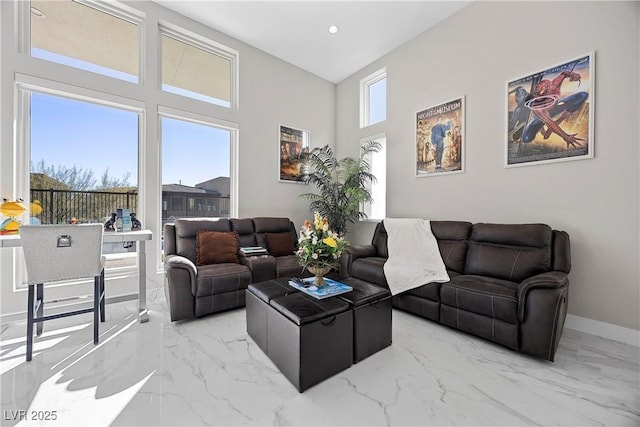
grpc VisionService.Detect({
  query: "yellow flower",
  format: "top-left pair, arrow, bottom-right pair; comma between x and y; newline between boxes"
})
323,237 -> 337,248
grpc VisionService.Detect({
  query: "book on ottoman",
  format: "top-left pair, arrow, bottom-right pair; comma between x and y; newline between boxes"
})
288,277 -> 352,299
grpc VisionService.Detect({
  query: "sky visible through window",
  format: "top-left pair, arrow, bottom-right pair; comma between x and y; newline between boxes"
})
369,77 -> 387,125
30,48 -> 231,190
31,93 -> 231,190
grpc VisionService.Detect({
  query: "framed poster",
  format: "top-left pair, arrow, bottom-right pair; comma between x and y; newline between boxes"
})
506,52 -> 594,167
416,97 -> 465,177
279,124 -> 309,183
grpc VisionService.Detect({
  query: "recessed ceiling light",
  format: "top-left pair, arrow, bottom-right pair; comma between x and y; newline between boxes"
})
30,6 -> 45,18
328,25 -> 339,34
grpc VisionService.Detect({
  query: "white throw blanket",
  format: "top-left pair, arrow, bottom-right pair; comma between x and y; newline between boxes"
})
383,218 -> 450,296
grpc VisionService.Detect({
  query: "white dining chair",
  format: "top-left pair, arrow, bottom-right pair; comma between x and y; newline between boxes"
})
19,224 -> 106,361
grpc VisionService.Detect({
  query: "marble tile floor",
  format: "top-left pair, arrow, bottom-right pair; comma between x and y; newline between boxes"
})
1,288 -> 638,427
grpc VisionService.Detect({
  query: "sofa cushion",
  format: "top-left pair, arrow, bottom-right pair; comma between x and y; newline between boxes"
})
175,218 -> 231,263
265,232 -> 295,256
405,271 -> 459,301
195,263 -> 251,297
440,274 -> 519,324
431,221 -> 472,273
196,231 -> 239,266
465,223 -> 552,282
350,257 -> 388,288
231,218 -> 257,247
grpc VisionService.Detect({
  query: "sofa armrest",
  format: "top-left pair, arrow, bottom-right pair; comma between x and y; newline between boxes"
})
339,244 -> 377,277
164,254 -> 198,321
517,271 -> 568,321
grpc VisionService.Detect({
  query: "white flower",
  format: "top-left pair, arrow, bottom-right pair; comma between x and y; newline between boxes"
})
312,253 -> 318,259
312,237 -> 318,245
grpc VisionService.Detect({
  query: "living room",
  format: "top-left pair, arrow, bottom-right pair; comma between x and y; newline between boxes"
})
0,1 -> 638,426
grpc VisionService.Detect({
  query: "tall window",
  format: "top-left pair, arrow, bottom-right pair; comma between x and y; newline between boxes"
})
160,26 -> 237,108
360,68 -> 387,128
30,0 -> 141,83
161,115 -> 232,225
24,88 -> 140,271
362,134 -> 386,220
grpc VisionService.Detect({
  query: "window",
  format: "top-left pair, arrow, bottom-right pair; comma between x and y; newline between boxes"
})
19,85 -> 141,278
362,134 -> 386,220
360,68 -> 387,128
30,0 -> 141,83
161,114 -> 234,225
160,25 -> 237,108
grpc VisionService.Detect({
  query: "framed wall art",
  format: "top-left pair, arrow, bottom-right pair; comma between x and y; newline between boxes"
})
506,52 -> 594,167
278,124 -> 309,183
416,97 -> 465,177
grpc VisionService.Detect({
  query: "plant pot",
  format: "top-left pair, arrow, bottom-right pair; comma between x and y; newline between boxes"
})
307,265 -> 332,286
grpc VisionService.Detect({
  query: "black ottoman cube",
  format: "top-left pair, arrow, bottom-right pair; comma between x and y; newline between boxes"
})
246,280 -> 298,353
268,292 -> 353,392
338,278 -> 392,363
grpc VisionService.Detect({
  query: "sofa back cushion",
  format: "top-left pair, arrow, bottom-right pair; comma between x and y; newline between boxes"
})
230,218 -> 257,247
465,223 -> 552,282
196,231 -> 239,265
253,217 -> 297,251
174,218 -> 231,263
431,221 -> 473,273
375,220 -> 471,273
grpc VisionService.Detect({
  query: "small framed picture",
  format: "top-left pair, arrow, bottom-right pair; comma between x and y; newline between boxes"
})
278,124 -> 309,183
506,52 -> 594,167
416,97 -> 465,177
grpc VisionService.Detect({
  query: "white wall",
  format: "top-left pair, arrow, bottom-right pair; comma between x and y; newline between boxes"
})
337,1 -> 640,331
0,0 -> 334,318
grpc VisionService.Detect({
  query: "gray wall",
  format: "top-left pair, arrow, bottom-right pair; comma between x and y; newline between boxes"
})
337,1 -> 639,331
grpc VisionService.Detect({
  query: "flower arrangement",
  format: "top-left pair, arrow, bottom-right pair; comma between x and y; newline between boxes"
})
296,211 -> 348,272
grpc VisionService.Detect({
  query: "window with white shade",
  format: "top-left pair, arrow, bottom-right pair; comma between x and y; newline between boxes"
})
160,25 -> 238,108
30,0 -> 141,83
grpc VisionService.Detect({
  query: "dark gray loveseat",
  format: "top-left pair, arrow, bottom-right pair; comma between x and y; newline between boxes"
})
164,217 -> 306,321
341,221 -> 571,361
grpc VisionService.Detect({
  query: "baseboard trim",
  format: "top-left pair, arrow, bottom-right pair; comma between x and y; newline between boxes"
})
564,314 -> 640,347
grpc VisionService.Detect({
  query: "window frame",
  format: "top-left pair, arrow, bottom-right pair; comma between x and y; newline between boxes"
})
13,73 -> 146,290
360,67 -> 387,128
158,105 -> 239,226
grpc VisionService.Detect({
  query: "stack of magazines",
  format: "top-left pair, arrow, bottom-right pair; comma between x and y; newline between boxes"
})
240,246 -> 268,256
288,277 -> 353,299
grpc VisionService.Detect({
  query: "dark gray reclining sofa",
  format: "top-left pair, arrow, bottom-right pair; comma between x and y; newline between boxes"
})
164,217 -> 305,321
340,220 -> 571,361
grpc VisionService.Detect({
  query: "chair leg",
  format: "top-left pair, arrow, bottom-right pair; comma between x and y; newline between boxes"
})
94,276 -> 100,345
26,285 -> 35,362
36,283 -> 44,336
99,270 -> 105,322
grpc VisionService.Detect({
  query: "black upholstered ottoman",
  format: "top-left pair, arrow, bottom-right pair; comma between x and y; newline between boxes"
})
338,277 -> 392,363
246,279 -> 353,392
246,280 -> 298,353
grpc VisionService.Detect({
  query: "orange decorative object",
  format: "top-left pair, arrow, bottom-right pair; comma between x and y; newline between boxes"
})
0,198 -> 27,235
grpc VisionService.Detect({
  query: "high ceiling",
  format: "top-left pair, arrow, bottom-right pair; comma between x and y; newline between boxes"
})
154,1 -> 472,83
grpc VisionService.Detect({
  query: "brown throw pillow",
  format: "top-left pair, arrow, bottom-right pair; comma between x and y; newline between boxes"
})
196,230 -> 239,265
264,232 -> 295,256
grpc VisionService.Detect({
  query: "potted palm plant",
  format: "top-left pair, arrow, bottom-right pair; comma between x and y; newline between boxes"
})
299,140 -> 381,236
